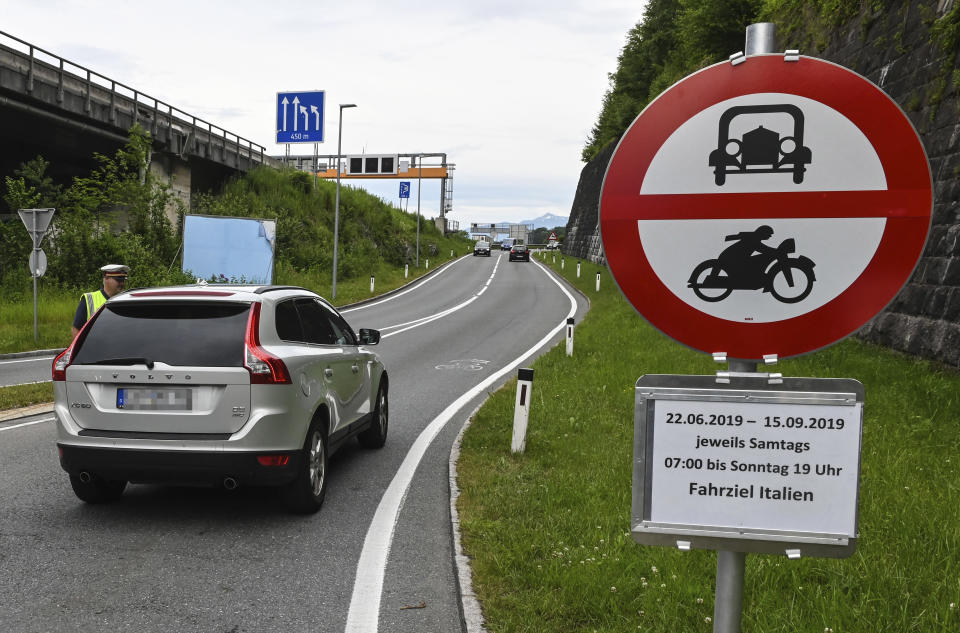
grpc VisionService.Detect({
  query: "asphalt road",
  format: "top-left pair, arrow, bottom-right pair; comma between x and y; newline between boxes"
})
0,352 -> 57,386
0,252 -> 588,633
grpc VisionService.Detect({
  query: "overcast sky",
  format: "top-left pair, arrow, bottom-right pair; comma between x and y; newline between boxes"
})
5,1 -> 644,228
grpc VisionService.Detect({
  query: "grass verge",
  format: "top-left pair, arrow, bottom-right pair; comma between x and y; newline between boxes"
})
0,382 -> 54,412
0,256 -> 464,356
456,252 -> 960,632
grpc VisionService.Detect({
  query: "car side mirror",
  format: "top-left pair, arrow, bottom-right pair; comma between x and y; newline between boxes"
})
358,328 -> 381,345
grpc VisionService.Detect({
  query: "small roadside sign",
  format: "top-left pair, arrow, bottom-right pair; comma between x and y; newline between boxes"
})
548,232 -> 558,242
399,182 -> 411,199
633,374 -> 864,557
29,249 -> 47,278
18,208 -> 55,245
276,90 -> 324,144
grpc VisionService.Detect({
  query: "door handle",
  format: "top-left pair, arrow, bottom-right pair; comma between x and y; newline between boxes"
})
351,364 -> 360,374
324,368 -> 334,378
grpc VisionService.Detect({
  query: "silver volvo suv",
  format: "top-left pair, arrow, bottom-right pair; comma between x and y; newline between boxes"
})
53,285 -> 388,513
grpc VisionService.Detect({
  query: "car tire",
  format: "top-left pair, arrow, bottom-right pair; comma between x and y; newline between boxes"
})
69,474 -> 126,504
282,418 -> 328,514
358,382 -> 388,449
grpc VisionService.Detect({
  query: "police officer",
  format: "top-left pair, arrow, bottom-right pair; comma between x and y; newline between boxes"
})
71,264 -> 129,337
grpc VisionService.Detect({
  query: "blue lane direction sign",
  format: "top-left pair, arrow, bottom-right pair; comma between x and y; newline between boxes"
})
399,182 -> 411,199
276,90 -> 324,144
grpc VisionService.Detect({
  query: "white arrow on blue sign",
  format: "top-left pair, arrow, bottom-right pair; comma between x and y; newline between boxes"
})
276,90 -> 325,144
399,182 -> 411,199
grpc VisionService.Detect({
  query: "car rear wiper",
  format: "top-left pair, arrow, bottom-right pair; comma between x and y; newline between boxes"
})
91,357 -> 155,369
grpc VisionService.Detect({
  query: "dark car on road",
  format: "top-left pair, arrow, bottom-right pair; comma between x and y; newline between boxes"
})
474,240 -> 491,256
509,244 -> 530,262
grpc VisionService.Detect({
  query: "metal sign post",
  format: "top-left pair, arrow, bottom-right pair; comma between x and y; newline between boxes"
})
18,208 -> 55,342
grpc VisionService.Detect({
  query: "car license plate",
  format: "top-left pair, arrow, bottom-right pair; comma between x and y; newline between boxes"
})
116,387 -> 192,411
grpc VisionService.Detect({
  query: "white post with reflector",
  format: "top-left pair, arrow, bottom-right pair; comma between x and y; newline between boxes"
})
561,258 -> 565,270
596,271 -> 601,292
426,259 -> 430,270
511,368 -> 534,453
577,261 -> 581,278
370,275 -> 375,293
565,317 -> 575,357
405,264 -> 409,278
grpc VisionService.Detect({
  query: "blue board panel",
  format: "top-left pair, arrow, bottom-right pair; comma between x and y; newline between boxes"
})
182,215 -> 276,283
276,90 -> 325,144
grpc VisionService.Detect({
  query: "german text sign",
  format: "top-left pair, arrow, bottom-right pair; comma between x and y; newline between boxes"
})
601,56 -> 932,359
633,374 -> 863,558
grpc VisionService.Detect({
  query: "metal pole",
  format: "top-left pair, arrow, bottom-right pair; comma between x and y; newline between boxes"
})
32,212 -> 38,342
745,22 -> 776,56
313,141 -> 318,190
416,154 -> 422,268
713,25 -> 775,632
332,103 -> 356,300
714,549 -> 747,633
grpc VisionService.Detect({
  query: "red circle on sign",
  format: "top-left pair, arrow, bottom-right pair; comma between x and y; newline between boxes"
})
600,55 -> 932,360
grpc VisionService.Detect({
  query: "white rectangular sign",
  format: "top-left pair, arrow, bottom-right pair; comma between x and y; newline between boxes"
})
649,398 -> 861,536
632,375 -> 864,557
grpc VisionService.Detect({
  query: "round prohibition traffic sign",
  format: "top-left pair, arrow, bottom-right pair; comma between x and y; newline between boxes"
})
600,55 -> 932,360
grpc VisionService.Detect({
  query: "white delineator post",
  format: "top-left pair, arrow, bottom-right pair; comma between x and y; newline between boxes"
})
511,368 -> 535,453
577,261 -> 581,278
566,317 -> 575,357
370,275 -> 375,293
405,264 -> 409,278
596,272 -> 601,292
561,258 -> 565,270
426,259 -> 430,270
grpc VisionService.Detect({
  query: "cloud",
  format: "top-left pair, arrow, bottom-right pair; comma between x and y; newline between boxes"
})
3,1 -> 644,222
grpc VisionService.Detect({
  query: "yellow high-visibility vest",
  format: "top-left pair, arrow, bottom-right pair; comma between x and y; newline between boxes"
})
82,291 -> 108,322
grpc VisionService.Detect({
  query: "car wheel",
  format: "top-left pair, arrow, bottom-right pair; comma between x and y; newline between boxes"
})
358,382 -> 388,449
282,418 -> 328,514
69,474 -> 126,504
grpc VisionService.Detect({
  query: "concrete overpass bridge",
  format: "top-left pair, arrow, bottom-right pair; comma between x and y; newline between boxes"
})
0,31 -> 278,213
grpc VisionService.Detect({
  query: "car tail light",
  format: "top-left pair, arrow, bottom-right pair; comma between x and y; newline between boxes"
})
244,303 -> 291,384
257,455 -> 291,466
53,312 -> 99,381
52,346 -> 73,382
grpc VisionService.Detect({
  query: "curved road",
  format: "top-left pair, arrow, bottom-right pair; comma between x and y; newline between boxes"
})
0,252 -> 588,633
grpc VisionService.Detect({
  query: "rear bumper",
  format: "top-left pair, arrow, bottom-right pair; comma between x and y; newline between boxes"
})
57,444 -> 301,487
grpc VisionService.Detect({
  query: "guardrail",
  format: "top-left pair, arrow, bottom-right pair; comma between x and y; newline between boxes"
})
0,30 -> 267,165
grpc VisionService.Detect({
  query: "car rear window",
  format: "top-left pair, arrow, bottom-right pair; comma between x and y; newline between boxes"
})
72,302 -> 251,367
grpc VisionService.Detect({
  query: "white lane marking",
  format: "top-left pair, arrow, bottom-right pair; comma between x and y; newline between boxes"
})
0,416 -> 54,432
0,356 -> 55,365
344,259 -> 577,633
378,257 -> 502,336
341,256 -> 467,314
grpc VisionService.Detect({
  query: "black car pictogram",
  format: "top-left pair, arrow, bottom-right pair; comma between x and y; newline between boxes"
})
708,104 -> 812,186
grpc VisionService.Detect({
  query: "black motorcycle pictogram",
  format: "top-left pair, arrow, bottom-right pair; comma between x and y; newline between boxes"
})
687,226 -> 817,303
708,104 -> 812,186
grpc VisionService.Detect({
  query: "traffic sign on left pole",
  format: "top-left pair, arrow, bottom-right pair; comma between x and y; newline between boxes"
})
18,208 -> 55,342
276,91 -> 325,144
18,208 -> 55,246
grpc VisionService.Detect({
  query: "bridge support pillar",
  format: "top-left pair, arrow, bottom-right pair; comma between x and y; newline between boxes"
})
149,153 -> 192,226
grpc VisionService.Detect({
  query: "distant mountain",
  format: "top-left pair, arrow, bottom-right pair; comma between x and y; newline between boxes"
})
519,213 -> 568,229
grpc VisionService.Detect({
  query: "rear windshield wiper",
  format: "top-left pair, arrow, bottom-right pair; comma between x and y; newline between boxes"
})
90,357 -> 155,369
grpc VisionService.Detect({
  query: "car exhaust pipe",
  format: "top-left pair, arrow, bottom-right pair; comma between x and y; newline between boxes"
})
223,477 -> 239,491
79,471 -> 93,483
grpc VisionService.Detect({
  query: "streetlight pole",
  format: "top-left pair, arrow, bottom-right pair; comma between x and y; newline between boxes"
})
332,103 -> 356,300
416,153 -> 422,267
